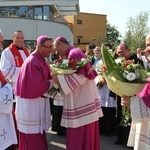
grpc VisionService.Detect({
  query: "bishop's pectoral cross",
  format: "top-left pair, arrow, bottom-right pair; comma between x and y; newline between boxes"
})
0,129 -> 7,139
2,95 -> 11,104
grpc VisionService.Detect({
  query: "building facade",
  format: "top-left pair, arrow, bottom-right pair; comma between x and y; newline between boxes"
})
64,13 -> 107,51
0,0 -> 79,49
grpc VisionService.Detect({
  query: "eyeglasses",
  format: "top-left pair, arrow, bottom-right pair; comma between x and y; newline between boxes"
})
117,50 -> 124,54
41,45 -> 52,49
94,50 -> 100,52
146,43 -> 150,47
0,41 -> 4,45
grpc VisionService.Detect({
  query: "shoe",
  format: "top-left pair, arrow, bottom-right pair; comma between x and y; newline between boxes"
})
57,131 -> 66,136
114,140 -> 122,145
57,132 -> 64,136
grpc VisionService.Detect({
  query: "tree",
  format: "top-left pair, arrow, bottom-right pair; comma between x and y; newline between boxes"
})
97,22 -> 122,50
106,22 -> 122,49
124,11 -> 150,52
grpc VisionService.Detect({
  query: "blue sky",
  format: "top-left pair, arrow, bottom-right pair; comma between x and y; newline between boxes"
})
79,0 -> 150,37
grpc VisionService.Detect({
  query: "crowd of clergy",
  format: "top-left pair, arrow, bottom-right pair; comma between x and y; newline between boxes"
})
0,29 -> 150,150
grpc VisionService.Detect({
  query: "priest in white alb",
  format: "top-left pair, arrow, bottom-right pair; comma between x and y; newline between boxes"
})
0,29 -> 17,150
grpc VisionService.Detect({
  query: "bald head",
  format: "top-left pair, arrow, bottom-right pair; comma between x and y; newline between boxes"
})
117,42 -> 130,59
0,29 -> 4,49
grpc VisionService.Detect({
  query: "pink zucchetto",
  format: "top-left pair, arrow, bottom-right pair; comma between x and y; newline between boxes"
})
54,36 -> 68,42
37,35 -> 52,45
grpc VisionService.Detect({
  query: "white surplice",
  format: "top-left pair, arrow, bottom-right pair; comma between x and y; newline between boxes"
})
15,96 -> 51,134
127,96 -> 150,150
0,47 -> 28,90
0,82 -> 17,150
95,59 -> 116,107
96,83 -> 116,107
58,73 -> 103,128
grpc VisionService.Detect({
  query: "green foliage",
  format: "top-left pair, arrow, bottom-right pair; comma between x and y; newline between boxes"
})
106,22 -> 122,49
124,11 -> 150,53
97,22 -> 122,50
101,44 -> 125,81
97,34 -> 106,46
119,106 -> 131,127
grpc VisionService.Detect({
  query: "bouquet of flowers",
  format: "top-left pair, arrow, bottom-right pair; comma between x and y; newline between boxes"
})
95,60 -> 106,89
102,57 -> 147,96
101,44 -> 149,127
50,55 -> 93,75
48,55 -> 93,97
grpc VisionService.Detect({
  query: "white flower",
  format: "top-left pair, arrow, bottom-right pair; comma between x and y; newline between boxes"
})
62,59 -> 69,64
115,58 -> 122,64
96,60 -> 103,72
126,72 -> 136,81
123,70 -> 129,78
81,58 -> 86,61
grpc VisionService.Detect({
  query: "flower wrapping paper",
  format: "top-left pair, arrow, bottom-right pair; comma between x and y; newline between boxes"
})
104,75 -> 146,97
50,64 -> 76,75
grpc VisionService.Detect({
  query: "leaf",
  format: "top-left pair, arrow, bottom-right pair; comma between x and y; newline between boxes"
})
101,44 -> 126,82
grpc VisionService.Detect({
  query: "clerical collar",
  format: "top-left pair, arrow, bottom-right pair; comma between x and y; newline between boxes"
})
15,45 -> 23,50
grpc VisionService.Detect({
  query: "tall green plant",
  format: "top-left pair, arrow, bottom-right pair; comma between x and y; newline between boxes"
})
106,22 -> 122,49
124,11 -> 150,52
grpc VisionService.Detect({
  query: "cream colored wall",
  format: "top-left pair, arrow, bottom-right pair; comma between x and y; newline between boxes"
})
0,18 -> 74,45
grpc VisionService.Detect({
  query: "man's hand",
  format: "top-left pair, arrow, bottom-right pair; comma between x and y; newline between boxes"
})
121,96 -> 131,108
97,78 -> 105,86
85,44 -> 90,56
52,74 -> 59,84
5,78 -> 13,87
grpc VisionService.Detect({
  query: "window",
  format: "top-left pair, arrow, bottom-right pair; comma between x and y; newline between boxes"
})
77,37 -> 83,44
34,7 -> 42,19
77,20 -> 82,24
0,6 -> 54,21
43,6 -> 50,20
25,7 -> 33,18
78,38 -> 81,44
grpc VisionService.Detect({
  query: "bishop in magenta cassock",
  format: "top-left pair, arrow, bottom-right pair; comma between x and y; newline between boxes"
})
14,35 -> 54,150
52,36 -> 103,150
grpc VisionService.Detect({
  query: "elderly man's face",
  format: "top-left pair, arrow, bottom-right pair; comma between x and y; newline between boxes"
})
93,47 -> 101,57
52,41 -> 66,57
117,45 -> 126,57
117,45 -> 130,59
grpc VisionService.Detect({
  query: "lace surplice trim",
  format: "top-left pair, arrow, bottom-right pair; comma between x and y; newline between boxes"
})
137,133 -> 150,146
139,99 -> 149,118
